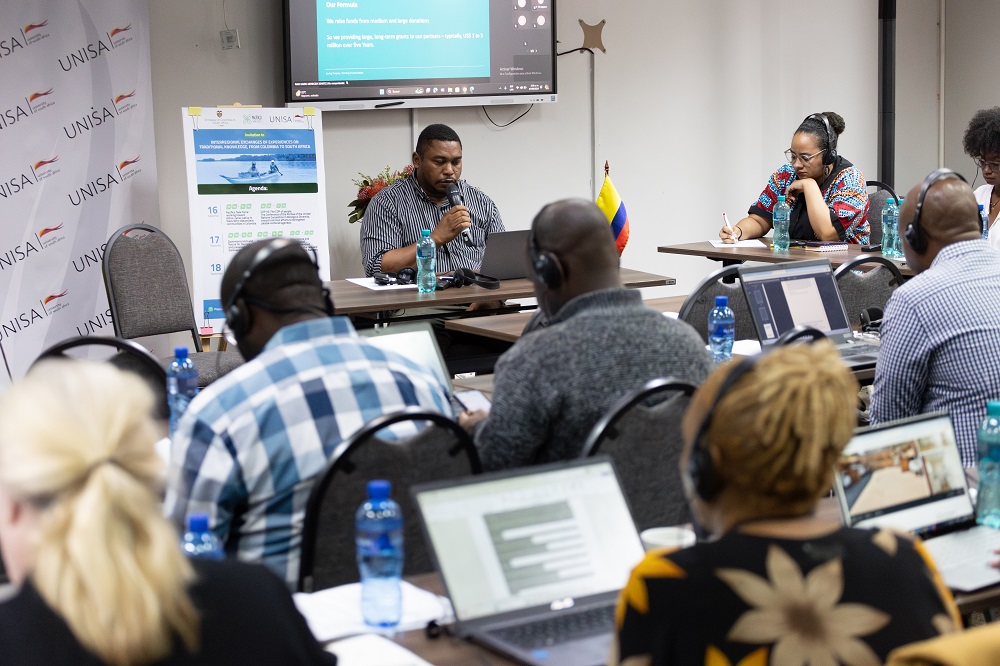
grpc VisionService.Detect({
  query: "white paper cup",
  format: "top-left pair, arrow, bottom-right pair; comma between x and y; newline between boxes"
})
640,526 -> 697,552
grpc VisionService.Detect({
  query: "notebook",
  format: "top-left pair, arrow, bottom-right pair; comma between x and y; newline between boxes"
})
412,457 -> 646,666
479,230 -> 531,280
738,259 -> 880,368
833,412 -> 1000,592
358,322 -> 487,411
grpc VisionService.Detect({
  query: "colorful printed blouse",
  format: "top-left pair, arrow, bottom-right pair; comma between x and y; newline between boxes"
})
749,158 -> 871,244
613,527 -> 960,666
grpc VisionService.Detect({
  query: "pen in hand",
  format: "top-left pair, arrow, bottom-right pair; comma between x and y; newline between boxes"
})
723,212 -> 737,242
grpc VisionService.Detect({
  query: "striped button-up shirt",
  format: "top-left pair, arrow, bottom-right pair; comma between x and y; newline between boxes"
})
164,317 -> 450,589
360,175 -> 504,276
871,240 -> 1000,466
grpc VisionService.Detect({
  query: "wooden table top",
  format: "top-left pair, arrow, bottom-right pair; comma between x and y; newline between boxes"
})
327,268 -> 675,316
444,295 -> 689,344
657,241 -> 913,277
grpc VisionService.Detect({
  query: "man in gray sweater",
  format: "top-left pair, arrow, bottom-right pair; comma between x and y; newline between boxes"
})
459,199 -> 711,470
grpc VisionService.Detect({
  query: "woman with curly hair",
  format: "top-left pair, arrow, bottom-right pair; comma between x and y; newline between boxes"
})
963,107 -> 1000,247
611,342 -> 960,666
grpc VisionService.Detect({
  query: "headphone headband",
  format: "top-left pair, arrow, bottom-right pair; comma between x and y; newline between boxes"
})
904,168 -> 969,253
804,113 -> 838,166
528,226 -> 563,289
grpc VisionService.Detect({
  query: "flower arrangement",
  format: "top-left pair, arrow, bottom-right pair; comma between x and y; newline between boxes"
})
348,164 -> 414,223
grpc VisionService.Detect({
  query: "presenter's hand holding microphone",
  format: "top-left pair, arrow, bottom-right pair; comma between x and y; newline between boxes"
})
431,183 -> 474,247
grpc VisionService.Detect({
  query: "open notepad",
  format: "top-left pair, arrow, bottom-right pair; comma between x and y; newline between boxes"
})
708,239 -> 766,248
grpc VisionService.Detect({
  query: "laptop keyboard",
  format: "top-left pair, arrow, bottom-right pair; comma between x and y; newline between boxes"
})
837,343 -> 878,358
489,605 -> 614,649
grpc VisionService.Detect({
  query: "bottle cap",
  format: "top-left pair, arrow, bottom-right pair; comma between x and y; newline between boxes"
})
777,195 -> 786,202
174,347 -> 188,360
715,295 -> 728,308
367,479 -> 392,500
421,229 -> 431,237
988,401 -> 1000,417
187,513 -> 209,532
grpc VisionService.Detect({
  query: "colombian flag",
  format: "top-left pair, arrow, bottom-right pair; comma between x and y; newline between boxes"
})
596,169 -> 629,255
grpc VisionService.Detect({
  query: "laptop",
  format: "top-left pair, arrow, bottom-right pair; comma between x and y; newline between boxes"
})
359,322 -> 489,412
738,259 -> 880,368
833,412 -> 1000,592
412,456 -> 646,666
479,230 -> 531,280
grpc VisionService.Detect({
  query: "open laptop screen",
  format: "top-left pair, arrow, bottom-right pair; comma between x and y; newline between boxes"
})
834,413 -> 974,534
359,322 -> 452,391
739,260 -> 851,345
414,458 -> 645,622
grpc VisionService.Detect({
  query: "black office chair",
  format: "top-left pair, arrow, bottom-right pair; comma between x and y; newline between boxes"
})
297,408 -> 481,593
833,254 -> 904,328
33,335 -> 169,421
677,266 -> 756,342
580,378 -> 697,531
866,180 -> 899,247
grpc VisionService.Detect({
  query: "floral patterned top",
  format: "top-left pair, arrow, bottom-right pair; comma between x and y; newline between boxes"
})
613,527 -> 960,666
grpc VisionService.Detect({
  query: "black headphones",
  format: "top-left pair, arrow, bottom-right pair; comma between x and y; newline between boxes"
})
441,267 -> 500,290
528,227 -> 563,289
224,239 -> 332,338
805,113 -> 838,166
685,356 -> 760,502
904,168 -> 968,253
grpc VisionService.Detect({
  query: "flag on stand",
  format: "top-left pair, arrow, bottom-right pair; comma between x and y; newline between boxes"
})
596,161 -> 629,255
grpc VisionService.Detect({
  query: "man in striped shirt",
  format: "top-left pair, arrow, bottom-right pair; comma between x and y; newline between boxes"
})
870,171 -> 1000,466
360,123 -> 505,276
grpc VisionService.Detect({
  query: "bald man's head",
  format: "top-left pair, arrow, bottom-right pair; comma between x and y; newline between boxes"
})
530,199 -> 621,315
899,172 -> 980,273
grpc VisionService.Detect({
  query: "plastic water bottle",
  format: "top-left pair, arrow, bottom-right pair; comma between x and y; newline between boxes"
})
881,198 -> 900,258
182,513 -> 224,559
980,204 -> 990,240
772,195 -> 791,251
977,402 -> 1000,529
708,296 -> 735,364
892,197 -> 905,257
416,229 -> 436,293
356,480 -> 403,628
167,347 -> 198,437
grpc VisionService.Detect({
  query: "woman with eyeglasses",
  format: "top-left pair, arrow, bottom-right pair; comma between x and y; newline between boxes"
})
962,107 -> 1000,248
720,112 -> 870,245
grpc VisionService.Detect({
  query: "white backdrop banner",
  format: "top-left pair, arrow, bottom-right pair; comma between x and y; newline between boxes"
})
181,107 -> 330,333
0,0 -> 159,387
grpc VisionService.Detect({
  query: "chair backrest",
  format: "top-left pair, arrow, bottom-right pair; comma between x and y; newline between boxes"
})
866,180 -> 898,246
32,335 -> 169,420
580,378 -> 697,532
833,254 -> 904,326
103,224 -> 200,349
298,408 -> 482,593
677,265 -> 757,342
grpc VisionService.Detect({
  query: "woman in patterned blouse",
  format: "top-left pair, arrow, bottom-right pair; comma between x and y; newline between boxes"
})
611,342 -> 959,666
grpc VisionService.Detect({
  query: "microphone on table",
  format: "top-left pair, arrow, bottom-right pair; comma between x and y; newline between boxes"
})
446,183 -> 474,247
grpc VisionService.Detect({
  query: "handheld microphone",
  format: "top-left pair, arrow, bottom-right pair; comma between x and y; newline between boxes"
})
446,183 -> 474,247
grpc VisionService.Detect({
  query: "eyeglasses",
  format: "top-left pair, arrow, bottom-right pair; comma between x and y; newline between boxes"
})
975,158 -> 1000,172
784,148 -> 826,164
221,324 -> 239,349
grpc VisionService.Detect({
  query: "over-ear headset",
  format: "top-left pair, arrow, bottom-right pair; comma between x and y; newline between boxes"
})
685,355 -> 760,502
447,267 -> 500,290
904,168 -> 968,254
224,238 -> 332,338
528,227 -> 563,289
805,113 -> 838,166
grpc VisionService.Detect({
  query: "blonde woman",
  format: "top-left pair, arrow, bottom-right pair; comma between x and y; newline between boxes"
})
611,343 -> 960,666
0,360 -> 335,665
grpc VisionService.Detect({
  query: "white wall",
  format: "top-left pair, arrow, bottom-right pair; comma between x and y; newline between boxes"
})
149,0 -> 878,299
895,0 -> 941,194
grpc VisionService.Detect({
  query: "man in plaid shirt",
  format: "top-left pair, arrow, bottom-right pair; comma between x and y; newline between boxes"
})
164,239 -> 450,589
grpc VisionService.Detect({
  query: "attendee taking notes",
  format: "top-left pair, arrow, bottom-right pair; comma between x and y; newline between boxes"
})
720,112 -> 870,244
459,199 -> 710,470
870,170 -> 1000,467
611,343 -> 959,665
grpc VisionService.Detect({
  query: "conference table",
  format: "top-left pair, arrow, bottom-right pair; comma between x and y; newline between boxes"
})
445,295 -> 689,344
326,268 -> 675,317
657,241 -> 914,278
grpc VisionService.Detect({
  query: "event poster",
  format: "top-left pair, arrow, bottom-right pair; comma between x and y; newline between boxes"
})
0,0 -> 159,387
181,107 -> 330,334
